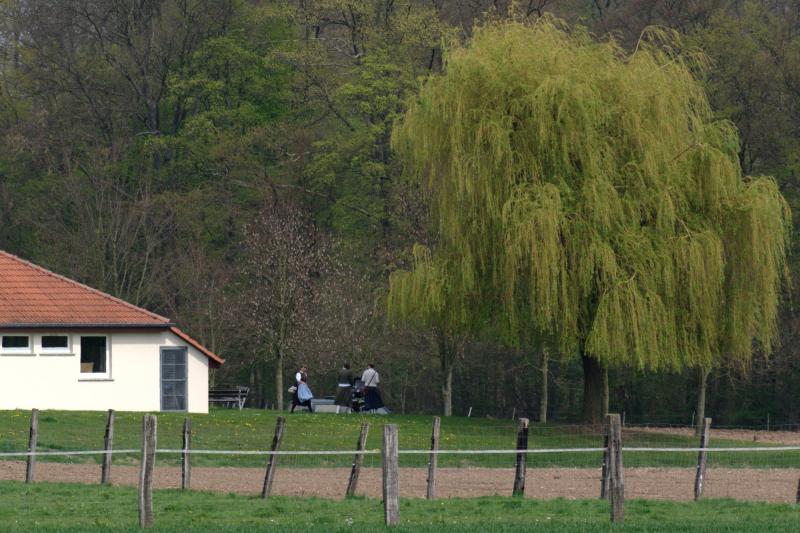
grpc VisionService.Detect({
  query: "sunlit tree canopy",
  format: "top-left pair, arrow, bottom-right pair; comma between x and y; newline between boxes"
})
389,18 -> 791,373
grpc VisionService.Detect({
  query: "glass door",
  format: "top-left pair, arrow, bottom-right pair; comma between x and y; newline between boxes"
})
161,347 -> 187,411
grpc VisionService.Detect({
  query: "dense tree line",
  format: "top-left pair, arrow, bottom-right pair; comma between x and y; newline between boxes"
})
1,0 -> 798,425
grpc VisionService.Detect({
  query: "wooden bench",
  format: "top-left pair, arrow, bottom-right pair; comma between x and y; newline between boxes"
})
208,386 -> 250,410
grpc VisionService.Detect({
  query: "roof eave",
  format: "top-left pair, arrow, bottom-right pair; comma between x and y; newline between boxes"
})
169,326 -> 225,366
0,323 -> 175,329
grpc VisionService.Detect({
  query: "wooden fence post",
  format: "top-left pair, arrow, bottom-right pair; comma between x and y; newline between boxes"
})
512,417 -> 529,496
346,422 -> 369,498
382,424 -> 400,526
607,413 -> 624,523
600,429 -> 610,499
694,417 -> 711,500
25,408 -> 38,483
138,414 -> 157,528
796,476 -> 799,504
181,417 -> 192,490
426,416 -> 441,500
101,409 -> 114,485
261,416 -> 285,499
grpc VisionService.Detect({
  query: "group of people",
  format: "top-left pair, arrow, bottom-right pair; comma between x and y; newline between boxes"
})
289,362 -> 384,413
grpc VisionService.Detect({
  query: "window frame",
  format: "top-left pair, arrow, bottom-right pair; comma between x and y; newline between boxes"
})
1,334 -> 32,355
78,334 -> 111,379
40,334 -> 72,355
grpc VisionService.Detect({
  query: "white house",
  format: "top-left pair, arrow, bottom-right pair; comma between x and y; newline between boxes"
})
0,250 -> 223,413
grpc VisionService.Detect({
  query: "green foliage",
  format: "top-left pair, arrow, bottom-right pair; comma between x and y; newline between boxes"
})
307,51 -> 415,237
2,482 -> 799,532
391,18 -> 791,371
154,13 -> 291,194
289,0 -> 454,248
692,1 -> 800,178
387,244 -> 479,337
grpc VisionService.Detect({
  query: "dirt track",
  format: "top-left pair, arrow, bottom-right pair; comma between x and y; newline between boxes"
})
629,426 -> 800,445
1,461 -> 797,502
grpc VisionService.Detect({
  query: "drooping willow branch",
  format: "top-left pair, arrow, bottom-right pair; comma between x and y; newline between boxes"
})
388,18 -> 790,373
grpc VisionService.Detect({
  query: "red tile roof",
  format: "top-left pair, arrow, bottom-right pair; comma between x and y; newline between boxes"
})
0,250 -> 223,364
0,250 -> 169,326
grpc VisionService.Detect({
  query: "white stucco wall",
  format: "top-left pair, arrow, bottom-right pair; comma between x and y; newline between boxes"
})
0,330 -> 209,413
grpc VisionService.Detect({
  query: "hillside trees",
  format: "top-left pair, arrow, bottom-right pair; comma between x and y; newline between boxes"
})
391,19 -> 791,424
0,0 -> 289,343
281,0 -> 453,259
0,0 -> 797,422
693,1 -> 800,179
5,0 -> 240,145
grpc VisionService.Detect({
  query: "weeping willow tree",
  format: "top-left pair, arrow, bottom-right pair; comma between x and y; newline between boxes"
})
389,18 -> 791,424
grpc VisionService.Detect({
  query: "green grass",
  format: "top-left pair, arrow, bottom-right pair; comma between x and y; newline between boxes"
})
0,409 -> 795,468
0,481 -> 797,531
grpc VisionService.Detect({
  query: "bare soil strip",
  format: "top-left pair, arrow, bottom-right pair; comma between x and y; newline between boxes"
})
628,427 -> 800,445
1,461 -> 797,502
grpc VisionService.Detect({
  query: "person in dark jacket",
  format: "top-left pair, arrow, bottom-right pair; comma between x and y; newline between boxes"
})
334,363 -> 354,413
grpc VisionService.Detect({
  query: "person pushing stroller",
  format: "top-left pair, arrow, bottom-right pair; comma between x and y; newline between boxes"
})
361,363 -> 384,412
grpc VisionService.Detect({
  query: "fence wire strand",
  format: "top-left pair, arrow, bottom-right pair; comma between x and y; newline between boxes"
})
1,412 -> 798,503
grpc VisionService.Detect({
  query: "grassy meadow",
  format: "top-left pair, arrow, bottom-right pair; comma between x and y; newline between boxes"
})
0,409 -> 796,468
0,481 -> 798,532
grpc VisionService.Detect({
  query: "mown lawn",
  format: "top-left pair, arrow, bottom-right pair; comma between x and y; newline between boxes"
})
0,481 -> 797,532
0,409 -> 795,468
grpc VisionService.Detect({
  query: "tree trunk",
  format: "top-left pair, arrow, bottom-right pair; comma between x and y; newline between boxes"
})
696,368 -> 709,436
442,363 -> 453,417
582,354 -> 604,425
147,99 -> 160,133
602,365 -> 609,417
495,358 -> 504,413
539,347 -> 548,423
257,364 -> 266,409
438,333 -> 454,417
249,366 -> 257,409
275,346 -> 284,411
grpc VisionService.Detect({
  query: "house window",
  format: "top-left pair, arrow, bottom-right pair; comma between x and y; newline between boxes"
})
41,335 -> 70,354
1,335 -> 31,354
80,336 -> 108,376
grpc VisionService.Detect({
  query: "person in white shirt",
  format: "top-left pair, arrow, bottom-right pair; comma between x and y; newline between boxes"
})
361,363 -> 383,412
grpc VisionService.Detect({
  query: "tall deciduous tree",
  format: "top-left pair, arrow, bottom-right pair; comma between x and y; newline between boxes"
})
239,202 -> 329,410
391,18 -> 791,424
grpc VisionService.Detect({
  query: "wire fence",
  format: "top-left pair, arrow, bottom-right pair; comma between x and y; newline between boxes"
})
0,410 -> 798,527
5,449 -> 795,500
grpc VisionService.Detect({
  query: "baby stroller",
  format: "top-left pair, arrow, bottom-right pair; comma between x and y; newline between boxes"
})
350,378 -> 366,412
350,378 -> 391,414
